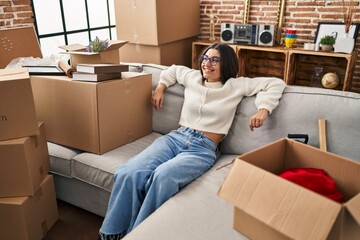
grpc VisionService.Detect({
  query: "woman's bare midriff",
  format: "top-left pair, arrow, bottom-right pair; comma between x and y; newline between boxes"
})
201,131 -> 224,146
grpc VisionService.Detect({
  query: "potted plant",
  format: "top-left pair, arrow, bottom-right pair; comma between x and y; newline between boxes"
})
320,35 -> 336,51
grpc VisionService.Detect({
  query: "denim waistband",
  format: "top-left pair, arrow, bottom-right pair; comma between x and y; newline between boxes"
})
177,127 -> 217,152
177,127 -> 212,140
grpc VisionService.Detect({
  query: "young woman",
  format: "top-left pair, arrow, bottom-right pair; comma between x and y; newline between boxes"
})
99,43 -> 286,240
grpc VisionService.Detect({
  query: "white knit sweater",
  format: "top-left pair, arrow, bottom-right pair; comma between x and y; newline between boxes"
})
159,65 -> 286,135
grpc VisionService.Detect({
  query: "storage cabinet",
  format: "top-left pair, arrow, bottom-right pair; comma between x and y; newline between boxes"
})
192,41 -> 357,91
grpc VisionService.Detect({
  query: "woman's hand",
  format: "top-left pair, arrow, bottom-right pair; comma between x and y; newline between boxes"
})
249,108 -> 269,131
151,83 -> 166,111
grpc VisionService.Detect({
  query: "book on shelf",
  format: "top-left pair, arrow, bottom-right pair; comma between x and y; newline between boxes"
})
76,63 -> 129,74
72,72 -> 122,82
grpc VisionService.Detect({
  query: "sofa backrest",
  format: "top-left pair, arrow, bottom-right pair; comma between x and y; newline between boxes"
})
221,86 -> 360,162
133,64 -> 360,162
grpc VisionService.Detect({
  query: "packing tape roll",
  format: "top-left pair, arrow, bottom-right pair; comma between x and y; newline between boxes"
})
58,60 -> 75,78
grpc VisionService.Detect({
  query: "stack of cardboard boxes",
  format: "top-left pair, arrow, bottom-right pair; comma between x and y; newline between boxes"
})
0,68 -> 58,240
115,0 -> 200,67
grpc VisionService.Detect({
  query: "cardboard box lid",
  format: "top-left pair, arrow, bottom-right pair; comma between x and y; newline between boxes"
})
0,68 -> 29,81
219,159 -> 342,239
59,40 -> 128,55
0,26 -> 42,68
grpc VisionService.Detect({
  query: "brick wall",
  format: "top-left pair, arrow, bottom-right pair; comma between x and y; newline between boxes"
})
0,0 -> 33,27
1,0 -> 360,92
200,0 -> 360,92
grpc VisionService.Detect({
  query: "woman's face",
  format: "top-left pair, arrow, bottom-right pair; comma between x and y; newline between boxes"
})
201,48 -> 221,82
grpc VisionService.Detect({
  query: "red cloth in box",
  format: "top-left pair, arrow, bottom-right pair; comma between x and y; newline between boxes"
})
279,168 -> 343,203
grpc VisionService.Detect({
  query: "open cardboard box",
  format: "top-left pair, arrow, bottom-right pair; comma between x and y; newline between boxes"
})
59,40 -> 128,68
218,138 -> 360,240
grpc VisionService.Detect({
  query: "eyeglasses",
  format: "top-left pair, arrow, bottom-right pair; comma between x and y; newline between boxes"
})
200,55 -> 221,66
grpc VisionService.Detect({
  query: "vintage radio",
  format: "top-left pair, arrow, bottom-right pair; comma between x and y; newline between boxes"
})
221,23 -> 259,45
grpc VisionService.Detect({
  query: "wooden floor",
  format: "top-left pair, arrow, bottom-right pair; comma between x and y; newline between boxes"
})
44,200 -> 104,240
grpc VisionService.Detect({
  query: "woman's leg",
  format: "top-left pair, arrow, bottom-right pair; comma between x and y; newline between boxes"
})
131,128 -> 217,230
100,128 -> 217,235
99,133 -> 179,235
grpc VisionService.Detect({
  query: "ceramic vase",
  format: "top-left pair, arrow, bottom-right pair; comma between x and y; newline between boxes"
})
321,44 -> 333,52
334,33 -> 355,54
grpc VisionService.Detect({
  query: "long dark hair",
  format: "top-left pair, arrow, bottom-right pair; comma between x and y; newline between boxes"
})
199,43 -> 239,84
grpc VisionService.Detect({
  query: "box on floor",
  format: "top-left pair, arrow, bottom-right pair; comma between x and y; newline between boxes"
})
0,175 -> 58,240
59,40 -> 128,69
0,26 -> 42,68
0,122 -> 50,198
115,0 -> 200,46
120,37 -> 196,68
31,72 -> 152,154
219,138 -> 360,240
0,68 -> 39,141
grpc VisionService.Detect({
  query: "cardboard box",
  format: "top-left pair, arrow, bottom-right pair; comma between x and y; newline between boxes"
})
0,68 -> 39,141
0,26 -> 42,68
31,72 -> 152,154
0,122 -> 50,197
218,138 -> 360,240
120,37 -> 196,68
115,0 -> 200,46
0,175 -> 58,240
59,40 -> 128,68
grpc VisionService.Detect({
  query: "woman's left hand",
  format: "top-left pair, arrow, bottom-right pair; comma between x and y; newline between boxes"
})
249,108 -> 269,131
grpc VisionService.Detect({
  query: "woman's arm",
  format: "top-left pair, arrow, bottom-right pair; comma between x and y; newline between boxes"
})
151,83 -> 166,111
243,77 -> 286,131
158,65 -> 198,87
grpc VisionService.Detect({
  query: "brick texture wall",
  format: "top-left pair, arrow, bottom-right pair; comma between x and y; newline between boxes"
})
1,0 -> 360,92
199,0 -> 360,93
0,0 -> 33,27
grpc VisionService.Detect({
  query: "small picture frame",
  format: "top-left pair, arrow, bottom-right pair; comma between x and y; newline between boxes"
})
314,22 -> 360,46
24,65 -> 66,75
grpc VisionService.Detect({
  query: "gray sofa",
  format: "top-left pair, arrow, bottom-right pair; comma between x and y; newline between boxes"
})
48,64 -> 360,240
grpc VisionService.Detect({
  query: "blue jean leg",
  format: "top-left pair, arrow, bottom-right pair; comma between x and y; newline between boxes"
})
99,128 -> 217,235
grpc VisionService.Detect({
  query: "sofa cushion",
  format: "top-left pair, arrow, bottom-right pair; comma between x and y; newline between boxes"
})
47,142 -> 83,177
142,64 -> 185,135
72,133 -> 162,191
221,85 -> 360,162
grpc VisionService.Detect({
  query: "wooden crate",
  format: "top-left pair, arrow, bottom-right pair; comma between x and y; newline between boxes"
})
287,50 -> 357,91
237,46 -> 288,81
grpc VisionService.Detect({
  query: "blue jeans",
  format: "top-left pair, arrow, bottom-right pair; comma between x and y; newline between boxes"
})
100,127 -> 217,235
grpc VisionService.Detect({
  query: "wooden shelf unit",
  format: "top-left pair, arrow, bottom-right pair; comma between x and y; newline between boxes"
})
287,49 -> 357,91
192,41 -> 357,91
237,45 -> 288,82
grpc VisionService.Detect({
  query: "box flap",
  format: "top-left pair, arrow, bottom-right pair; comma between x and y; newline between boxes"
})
59,43 -> 87,52
218,159 -> 342,240
103,40 -> 128,52
0,68 -> 29,81
345,193 -> 360,225
59,40 -> 128,54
